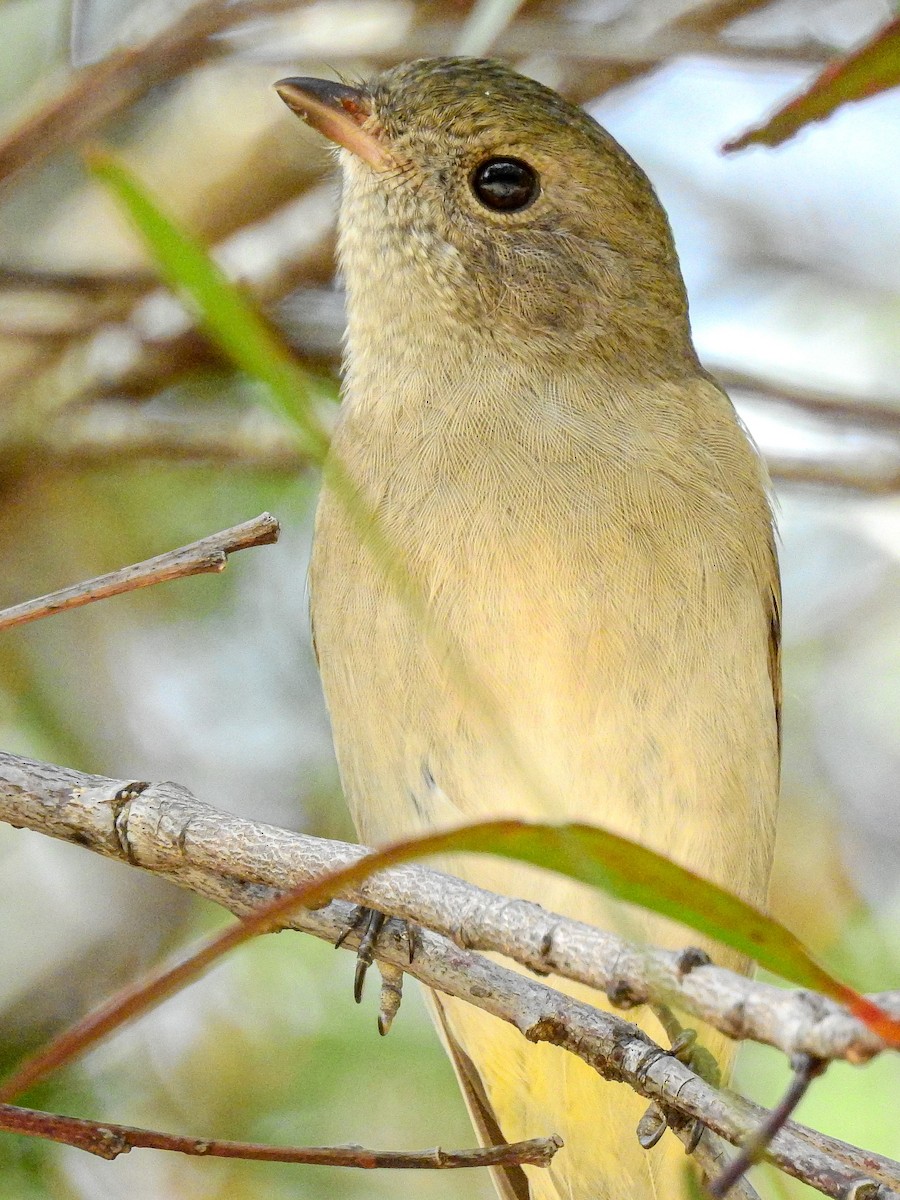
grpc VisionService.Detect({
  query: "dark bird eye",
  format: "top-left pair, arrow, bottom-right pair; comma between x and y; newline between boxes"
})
470,158 -> 539,212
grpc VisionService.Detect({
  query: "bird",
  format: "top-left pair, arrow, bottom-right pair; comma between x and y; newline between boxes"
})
276,57 -> 781,1200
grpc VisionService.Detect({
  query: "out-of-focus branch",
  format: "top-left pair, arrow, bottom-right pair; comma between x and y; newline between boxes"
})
4,267 -> 897,493
0,1102 -> 560,1171
0,186 -> 336,445
0,267 -> 148,292
249,19 -> 832,69
0,267 -> 148,338
276,291 -> 900,454
0,0 -> 318,192
514,0 -> 814,103
718,368 -> 900,432
759,446 -> 900,495
0,513 -> 279,631
21,397 -> 900,496
1,752 -> 899,1200
0,0 -> 831,198
672,0 -> 777,35
38,405 -> 309,471
738,395 -> 900,496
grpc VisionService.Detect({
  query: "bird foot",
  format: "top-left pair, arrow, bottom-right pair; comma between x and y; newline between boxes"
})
334,905 -> 415,1032
636,1024 -> 710,1154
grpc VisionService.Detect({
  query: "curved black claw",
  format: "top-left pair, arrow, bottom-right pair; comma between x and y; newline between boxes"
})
335,905 -> 417,1025
335,906 -> 416,1001
333,904 -> 367,950
355,908 -> 387,1002
637,1104 -> 668,1150
684,1119 -> 704,1155
339,907 -> 386,1002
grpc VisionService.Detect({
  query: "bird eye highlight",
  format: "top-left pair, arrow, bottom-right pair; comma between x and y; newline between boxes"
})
470,157 -> 539,212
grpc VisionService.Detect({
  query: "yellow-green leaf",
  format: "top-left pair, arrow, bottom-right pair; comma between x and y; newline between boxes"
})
85,148 -> 329,459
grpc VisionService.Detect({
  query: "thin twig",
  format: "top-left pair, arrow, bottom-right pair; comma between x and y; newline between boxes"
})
706,1055 -> 827,1197
0,513 -> 279,631
690,1127 -> 763,1200
0,1103 -> 561,1170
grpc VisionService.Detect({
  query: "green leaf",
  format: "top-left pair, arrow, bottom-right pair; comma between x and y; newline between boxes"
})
330,820 -> 889,1011
84,148 -> 329,460
724,15 -> 900,151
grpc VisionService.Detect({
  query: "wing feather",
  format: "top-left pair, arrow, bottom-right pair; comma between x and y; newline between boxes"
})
428,992 -> 533,1200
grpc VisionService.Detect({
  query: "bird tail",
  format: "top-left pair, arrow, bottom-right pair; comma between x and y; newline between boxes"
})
426,976 -> 733,1200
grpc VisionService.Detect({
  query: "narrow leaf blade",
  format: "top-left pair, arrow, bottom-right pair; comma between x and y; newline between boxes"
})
85,148 -> 329,457
724,16 -> 900,152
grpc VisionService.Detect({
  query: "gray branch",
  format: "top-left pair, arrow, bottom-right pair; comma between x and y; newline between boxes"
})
3,750 -> 886,1064
0,751 -> 898,1198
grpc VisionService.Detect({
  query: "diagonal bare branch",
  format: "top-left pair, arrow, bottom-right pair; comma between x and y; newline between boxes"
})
0,513 -> 279,631
0,752 -> 894,1068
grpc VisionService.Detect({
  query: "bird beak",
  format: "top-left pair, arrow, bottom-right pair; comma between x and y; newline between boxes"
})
274,77 -> 392,172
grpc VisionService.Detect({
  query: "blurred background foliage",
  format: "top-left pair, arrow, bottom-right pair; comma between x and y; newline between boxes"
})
0,1 -> 898,1198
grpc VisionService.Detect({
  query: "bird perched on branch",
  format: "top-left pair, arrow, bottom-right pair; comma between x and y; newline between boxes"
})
277,58 -> 780,1200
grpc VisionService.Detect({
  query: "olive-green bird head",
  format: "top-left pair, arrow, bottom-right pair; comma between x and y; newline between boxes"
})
277,57 -> 696,370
